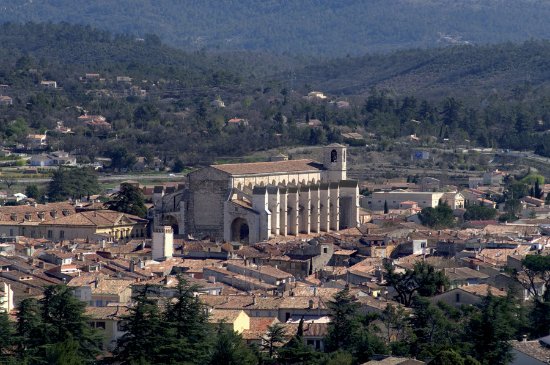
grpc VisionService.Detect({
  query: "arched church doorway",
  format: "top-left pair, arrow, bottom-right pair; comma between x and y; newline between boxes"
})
231,218 -> 249,243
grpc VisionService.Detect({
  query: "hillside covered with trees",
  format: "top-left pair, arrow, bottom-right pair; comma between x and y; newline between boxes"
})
1,0 -> 550,55
294,41 -> 550,100
2,23 -> 550,171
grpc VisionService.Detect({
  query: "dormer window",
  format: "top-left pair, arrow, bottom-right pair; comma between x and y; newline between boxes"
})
24,213 -> 32,221
38,212 -> 45,220
62,209 -> 70,216
10,213 -> 17,221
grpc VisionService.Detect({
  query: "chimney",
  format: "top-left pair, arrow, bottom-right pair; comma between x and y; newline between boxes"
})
129,259 -> 135,273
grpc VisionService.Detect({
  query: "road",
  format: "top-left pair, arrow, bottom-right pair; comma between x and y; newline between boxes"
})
2,174 -> 184,184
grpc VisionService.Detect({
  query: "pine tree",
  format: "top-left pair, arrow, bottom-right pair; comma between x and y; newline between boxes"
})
279,318 -> 317,365
106,182 -> 147,218
40,285 -> 102,362
0,309 -> 14,360
325,287 -> 360,352
466,294 -> 517,365
14,287 -> 102,364
44,337 -> 85,365
161,277 -> 212,363
114,286 -> 167,364
208,323 -> 257,365
15,298 -> 44,362
261,323 -> 288,359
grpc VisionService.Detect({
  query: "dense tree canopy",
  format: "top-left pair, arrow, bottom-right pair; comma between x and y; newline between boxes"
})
384,261 -> 449,307
47,168 -> 100,201
463,205 -> 497,221
106,183 -> 147,218
419,203 -> 455,229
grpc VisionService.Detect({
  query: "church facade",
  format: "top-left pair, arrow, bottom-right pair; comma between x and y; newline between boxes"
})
154,144 -> 359,244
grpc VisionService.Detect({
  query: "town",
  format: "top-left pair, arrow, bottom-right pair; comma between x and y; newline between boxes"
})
0,141 -> 549,364
1,12 -> 550,365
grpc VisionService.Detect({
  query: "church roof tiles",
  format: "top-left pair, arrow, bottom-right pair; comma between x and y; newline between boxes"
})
211,159 -> 324,176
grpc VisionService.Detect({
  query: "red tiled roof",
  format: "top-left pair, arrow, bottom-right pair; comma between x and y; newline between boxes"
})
211,159 -> 324,175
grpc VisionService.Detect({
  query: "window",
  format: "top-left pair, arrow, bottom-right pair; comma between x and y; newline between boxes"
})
330,149 -> 337,163
60,230 -> 65,239
455,293 -> 460,303
285,312 -> 291,321
323,247 -> 328,254
95,321 -> 106,329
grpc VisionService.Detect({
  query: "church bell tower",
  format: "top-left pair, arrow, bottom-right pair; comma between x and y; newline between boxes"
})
322,143 -> 347,182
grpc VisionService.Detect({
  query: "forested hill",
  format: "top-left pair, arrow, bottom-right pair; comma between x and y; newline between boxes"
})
293,41 -> 550,100
0,22 -> 245,88
1,0 -> 550,55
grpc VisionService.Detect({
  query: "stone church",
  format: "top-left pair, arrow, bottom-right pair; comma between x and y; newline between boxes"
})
154,144 -> 359,244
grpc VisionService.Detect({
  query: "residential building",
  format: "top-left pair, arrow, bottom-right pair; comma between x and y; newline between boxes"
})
86,306 -> 128,351
226,118 -> 249,126
40,80 -> 57,88
26,134 -> 47,149
367,191 -> 464,211
510,336 -> 550,365
307,91 -> 327,100
431,284 -> 506,307
208,309 -> 250,334
30,151 -> 77,167
0,95 -> 13,105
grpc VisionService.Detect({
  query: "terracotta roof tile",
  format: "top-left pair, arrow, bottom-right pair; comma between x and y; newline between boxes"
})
211,159 -> 324,176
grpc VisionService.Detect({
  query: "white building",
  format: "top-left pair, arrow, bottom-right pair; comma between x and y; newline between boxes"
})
366,190 -> 464,211
152,226 -> 174,261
